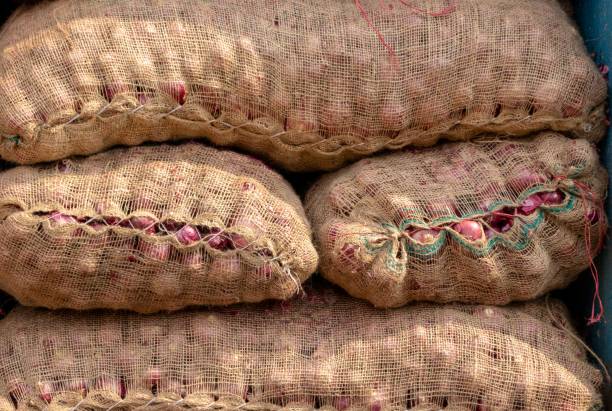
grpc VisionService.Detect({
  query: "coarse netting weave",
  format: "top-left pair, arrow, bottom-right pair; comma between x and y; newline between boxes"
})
306,133 -> 608,307
0,0 -> 606,170
0,289 -> 603,411
0,142 -> 318,312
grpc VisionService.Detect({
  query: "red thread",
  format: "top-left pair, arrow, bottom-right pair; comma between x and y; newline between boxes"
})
573,180 -> 605,325
354,0 -> 457,67
354,0 -> 400,68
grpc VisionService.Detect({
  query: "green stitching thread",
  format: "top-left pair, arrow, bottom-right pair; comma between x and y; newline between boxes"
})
362,192 -> 579,260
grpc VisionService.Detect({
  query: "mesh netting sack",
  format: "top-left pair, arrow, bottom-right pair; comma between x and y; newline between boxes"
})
0,290 -> 602,411
0,0 -> 606,170
0,143 -> 318,313
306,133 -> 608,308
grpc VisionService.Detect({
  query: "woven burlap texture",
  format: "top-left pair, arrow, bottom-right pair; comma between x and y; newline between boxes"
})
0,0 -> 606,170
306,133 -> 608,307
0,289 -> 602,411
0,143 -> 318,313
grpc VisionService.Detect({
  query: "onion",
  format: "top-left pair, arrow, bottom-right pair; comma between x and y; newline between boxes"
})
176,225 -> 200,245
89,221 -> 106,231
191,314 -> 220,342
507,169 -> 547,191
95,377 -> 125,399
229,233 -> 249,250
486,209 -> 514,233
452,220 -> 484,242
286,109 -> 319,133
49,212 -> 77,226
117,347 -> 140,373
205,229 -> 230,251
38,381 -> 53,403
587,208 -> 600,224
518,193 -> 543,215
146,367 -> 162,389
7,378 -> 30,403
427,199 -> 459,219
254,262 -> 273,280
379,94 -> 408,130
321,98 -> 352,132
209,256 -> 241,280
67,379 -> 88,397
182,250 -> 204,270
101,82 -> 129,102
539,190 -> 565,205
367,389 -> 386,411
129,216 -> 156,233
137,240 -> 171,261
409,229 -> 440,244
339,243 -> 359,265
160,81 -> 187,105
333,396 -> 351,410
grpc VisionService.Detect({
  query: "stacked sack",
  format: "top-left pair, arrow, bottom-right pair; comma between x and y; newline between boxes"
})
0,0 -> 607,410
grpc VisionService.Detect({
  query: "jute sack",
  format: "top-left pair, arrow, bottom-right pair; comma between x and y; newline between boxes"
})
306,133 -> 608,308
0,0 -> 606,170
0,143 -> 318,313
0,290 -> 602,411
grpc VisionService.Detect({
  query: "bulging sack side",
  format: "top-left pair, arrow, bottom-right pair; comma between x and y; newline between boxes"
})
0,143 -> 318,312
306,133 -> 608,307
0,291 -> 602,411
0,0 -> 606,170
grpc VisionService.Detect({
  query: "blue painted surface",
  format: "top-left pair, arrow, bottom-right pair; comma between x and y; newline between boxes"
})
573,0 -> 612,370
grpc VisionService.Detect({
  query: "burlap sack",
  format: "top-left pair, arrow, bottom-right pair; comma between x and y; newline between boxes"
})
0,0 -> 606,171
306,133 -> 608,307
0,290 -> 602,411
0,143 -> 318,312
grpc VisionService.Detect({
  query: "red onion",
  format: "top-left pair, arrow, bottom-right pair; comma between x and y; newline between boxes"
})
367,390 -> 386,411
49,212 -> 77,226
452,220 -> 484,241
38,381 -> 53,403
67,379 -> 88,396
209,256 -> 241,281
409,229 -> 440,244
176,225 -> 200,245
230,233 -> 249,250
486,208 -> 515,233
507,169 -> 547,191
7,378 -> 30,402
255,263 -> 273,280
206,231 -> 229,251
587,208 -> 600,224
339,243 -> 358,264
182,251 -> 204,270
103,216 -> 121,226
333,396 -> 351,410
101,83 -> 129,102
56,159 -> 72,173
137,240 -> 171,261
160,81 -> 187,105
146,367 -> 162,388
286,109 -> 319,132
518,193 -> 543,215
539,190 -> 565,205
130,216 -> 156,233
165,379 -> 187,398
95,377 -> 125,398
380,95 -> 408,130
89,221 -> 106,231
191,314 -> 220,342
